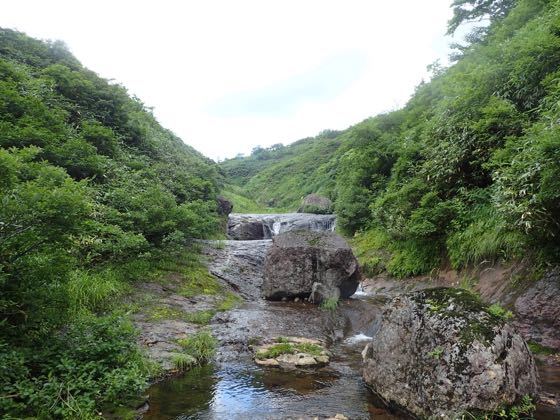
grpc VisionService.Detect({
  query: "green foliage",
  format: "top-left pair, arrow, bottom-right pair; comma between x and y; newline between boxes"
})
177,330 -> 217,364
428,347 -> 444,359
217,291 -> 242,311
171,352 -> 197,372
527,341 -> 558,355
0,314 -> 151,419
225,0 -> 560,274
319,297 -> 339,311
0,28 -> 222,419
462,395 -> 536,419
220,131 -> 343,210
67,268 -> 128,314
255,341 -> 324,359
487,303 -> 514,320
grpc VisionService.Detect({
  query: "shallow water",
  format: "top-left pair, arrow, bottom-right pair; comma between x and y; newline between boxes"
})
143,294 -> 398,419
143,350 -> 397,419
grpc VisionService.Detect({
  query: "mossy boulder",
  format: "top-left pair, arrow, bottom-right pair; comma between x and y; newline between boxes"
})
362,288 -> 539,419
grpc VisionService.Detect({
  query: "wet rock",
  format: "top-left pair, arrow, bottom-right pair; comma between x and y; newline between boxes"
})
227,213 -> 336,240
203,240 -> 271,300
310,281 -> 340,304
216,196 -> 233,216
514,268 -> 560,351
228,220 -> 265,240
263,230 -> 360,302
297,193 -> 333,214
362,287 -> 539,419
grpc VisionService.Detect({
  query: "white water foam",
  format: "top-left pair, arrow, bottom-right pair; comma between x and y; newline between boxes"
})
344,333 -> 373,344
351,283 -> 368,298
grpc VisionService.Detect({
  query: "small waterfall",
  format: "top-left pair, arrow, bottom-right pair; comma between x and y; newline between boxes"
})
228,213 -> 337,240
352,282 -> 368,298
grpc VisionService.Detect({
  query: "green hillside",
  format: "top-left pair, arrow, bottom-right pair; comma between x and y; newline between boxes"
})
220,129 -> 343,210
0,28 -> 221,417
221,0 -> 560,276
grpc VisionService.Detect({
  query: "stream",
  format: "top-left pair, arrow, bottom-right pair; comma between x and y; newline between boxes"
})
142,213 -> 560,419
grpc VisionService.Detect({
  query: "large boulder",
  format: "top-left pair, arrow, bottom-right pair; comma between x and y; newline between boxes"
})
228,220 -> 265,240
362,288 -> 539,419
297,194 -> 333,214
262,230 -> 360,301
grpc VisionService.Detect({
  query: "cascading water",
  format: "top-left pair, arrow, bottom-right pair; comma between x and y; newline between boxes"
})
228,213 -> 337,240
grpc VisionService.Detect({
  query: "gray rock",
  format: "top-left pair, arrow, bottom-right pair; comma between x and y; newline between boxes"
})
262,230 -> 360,301
216,196 -> 233,216
228,220 -> 265,240
297,193 -> 333,214
514,268 -> 560,351
309,281 -> 340,304
362,287 -> 539,419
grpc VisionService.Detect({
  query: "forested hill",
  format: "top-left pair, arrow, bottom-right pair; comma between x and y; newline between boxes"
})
221,0 -> 560,276
0,28 -> 221,417
220,129 -> 343,209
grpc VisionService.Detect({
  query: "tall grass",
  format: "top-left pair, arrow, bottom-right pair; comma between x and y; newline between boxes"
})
447,206 -> 525,269
67,269 -> 128,314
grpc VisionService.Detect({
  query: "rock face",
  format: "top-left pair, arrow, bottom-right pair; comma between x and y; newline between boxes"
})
216,196 -> 233,216
514,268 -> 560,351
362,288 -> 539,419
227,213 -> 336,240
297,194 -> 333,214
262,230 -> 360,301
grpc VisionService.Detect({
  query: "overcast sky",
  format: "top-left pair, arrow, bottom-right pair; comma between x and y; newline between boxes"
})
2,1 -> 463,160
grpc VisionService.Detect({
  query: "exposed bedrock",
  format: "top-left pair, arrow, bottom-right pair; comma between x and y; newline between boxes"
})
362,287 -> 539,419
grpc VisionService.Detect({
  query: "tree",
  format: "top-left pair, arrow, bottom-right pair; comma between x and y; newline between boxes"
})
447,0 -> 516,34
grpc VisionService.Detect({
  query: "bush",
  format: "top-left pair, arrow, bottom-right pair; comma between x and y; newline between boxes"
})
0,314 -> 151,419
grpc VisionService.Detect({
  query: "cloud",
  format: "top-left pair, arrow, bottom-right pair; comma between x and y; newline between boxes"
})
208,51 -> 368,117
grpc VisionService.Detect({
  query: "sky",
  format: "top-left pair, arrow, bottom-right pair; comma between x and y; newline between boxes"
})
1,1 -> 465,161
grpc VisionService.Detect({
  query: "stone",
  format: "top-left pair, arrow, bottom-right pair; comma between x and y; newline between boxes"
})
253,336 -> 330,369
216,196 -> 233,216
228,220 -> 265,240
514,268 -> 560,351
262,230 -> 360,302
309,281 -> 340,304
362,288 -> 539,419
255,358 -> 280,367
297,193 -> 333,214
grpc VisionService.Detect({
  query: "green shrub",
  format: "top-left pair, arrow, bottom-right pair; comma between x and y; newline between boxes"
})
0,314 -> 151,419
319,297 -> 339,311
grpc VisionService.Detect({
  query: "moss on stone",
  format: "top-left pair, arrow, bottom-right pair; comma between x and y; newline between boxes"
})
412,288 -> 506,346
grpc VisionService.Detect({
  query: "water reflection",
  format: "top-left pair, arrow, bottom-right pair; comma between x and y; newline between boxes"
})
143,360 -> 393,419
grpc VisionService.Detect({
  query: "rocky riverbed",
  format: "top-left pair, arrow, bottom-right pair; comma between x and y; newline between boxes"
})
139,213 -> 560,419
